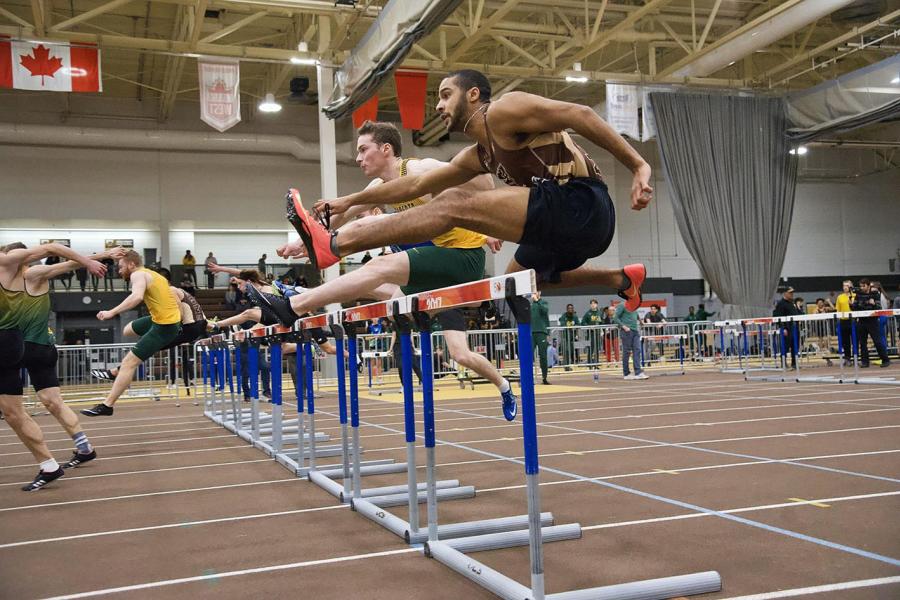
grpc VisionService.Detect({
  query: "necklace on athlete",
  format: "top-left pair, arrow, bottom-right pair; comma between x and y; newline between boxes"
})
462,102 -> 489,135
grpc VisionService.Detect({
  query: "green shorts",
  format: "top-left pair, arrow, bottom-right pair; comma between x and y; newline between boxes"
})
400,246 -> 486,295
130,316 -> 182,361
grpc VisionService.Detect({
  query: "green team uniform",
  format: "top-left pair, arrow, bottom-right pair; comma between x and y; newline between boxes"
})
530,298 -> 549,382
558,312 -> 579,366
581,308 -> 603,365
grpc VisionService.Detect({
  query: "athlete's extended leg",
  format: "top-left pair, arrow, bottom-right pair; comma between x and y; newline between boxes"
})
442,330 -> 504,388
104,352 -> 143,407
0,395 -> 53,463
294,254 -> 410,315
334,187 -> 529,256
38,387 -> 97,467
506,258 -> 646,311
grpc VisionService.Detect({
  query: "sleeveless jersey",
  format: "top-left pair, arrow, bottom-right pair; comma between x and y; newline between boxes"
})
475,104 -> 602,187
387,159 -> 486,250
180,290 -> 205,322
0,280 -> 53,344
141,268 -> 181,325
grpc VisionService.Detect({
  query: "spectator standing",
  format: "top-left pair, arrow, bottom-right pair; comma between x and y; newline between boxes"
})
581,299 -> 603,367
361,251 -> 373,264
182,250 -> 197,283
835,280 -> 855,365
530,291 -> 550,385
643,304 -> 667,325
773,287 -> 801,368
852,279 -> 890,368
204,252 -> 218,289
257,254 -> 268,278
102,255 -> 115,291
613,302 -> 647,380
684,305 -> 699,355
75,264 -> 88,292
695,303 -> 715,321
558,303 -> 579,369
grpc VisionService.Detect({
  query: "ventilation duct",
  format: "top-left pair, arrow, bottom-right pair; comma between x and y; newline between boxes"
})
0,122 -> 356,163
322,0 -> 462,120
671,0 -> 854,78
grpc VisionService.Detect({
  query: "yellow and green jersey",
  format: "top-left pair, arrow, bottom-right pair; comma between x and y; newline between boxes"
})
0,281 -> 54,345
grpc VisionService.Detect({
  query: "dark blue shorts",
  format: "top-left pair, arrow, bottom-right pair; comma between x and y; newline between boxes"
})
515,177 -> 615,283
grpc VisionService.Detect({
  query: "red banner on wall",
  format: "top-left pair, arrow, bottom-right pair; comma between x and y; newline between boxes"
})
352,94 -> 379,129
394,70 -> 428,130
0,37 -> 101,92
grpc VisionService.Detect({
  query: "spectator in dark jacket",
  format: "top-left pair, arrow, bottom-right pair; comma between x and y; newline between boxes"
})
773,287 -> 801,368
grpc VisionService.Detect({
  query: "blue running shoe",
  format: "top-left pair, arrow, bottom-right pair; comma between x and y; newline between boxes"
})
273,281 -> 305,298
501,387 -> 517,421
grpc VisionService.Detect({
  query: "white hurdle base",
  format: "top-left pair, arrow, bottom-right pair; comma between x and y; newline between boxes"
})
407,512 -> 555,544
316,461 -> 407,479
434,524 -> 581,554
428,541 -> 721,600
364,486 -> 475,508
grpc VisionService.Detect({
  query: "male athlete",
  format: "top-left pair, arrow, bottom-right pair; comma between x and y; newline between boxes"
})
0,242 -> 108,490
82,250 -> 182,417
284,69 -> 649,309
252,120 -> 519,420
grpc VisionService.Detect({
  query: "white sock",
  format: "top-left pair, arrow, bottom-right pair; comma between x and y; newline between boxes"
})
499,378 -> 511,394
40,458 -> 59,473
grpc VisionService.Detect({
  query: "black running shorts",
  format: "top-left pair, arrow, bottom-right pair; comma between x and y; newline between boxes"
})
0,329 -> 25,395
22,342 -> 59,391
162,320 -> 207,351
436,309 -> 466,332
515,177 -> 616,283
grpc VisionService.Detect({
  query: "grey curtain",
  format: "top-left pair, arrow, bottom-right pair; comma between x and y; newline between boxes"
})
649,93 -> 798,319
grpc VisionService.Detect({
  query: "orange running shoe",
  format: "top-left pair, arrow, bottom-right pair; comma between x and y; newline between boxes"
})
285,188 -> 339,270
618,263 -> 646,312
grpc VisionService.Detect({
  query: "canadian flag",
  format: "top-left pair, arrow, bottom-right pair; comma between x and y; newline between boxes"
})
0,37 -> 101,92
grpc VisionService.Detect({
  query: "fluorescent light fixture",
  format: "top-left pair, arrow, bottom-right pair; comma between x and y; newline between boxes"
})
573,62 -> 583,72
258,92 -> 282,113
298,41 -> 309,53
565,75 -> 589,83
789,146 -> 808,156
290,56 -> 317,65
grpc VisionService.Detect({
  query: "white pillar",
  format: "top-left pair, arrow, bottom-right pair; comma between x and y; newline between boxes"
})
317,62 -> 341,312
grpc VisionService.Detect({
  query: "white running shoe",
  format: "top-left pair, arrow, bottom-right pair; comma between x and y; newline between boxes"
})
623,374 -> 637,380
635,372 -> 649,380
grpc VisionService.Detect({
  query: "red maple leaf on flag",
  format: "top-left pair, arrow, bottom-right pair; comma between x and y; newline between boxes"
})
20,44 -> 64,85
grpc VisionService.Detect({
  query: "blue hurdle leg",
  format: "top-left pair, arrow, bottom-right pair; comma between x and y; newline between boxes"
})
248,345 -> 260,441
335,336 -> 351,497
400,331 -> 419,535
347,335 -> 362,499
418,328 -> 439,541
305,341 -> 317,470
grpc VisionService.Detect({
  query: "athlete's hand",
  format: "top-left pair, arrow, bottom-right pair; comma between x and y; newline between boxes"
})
485,238 -> 503,253
207,263 -> 229,274
630,163 -> 653,211
97,310 -> 114,321
86,260 -> 107,278
276,240 -> 309,260
105,247 -> 126,260
314,195 -> 352,216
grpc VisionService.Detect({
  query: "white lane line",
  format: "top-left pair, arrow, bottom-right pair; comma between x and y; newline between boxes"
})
4,433 -> 237,457
0,459 -> 273,488
43,547 -> 418,599
475,454 -> 900,494
0,426 -> 222,447
0,478 -> 300,512
0,504 -> 348,549
579,491 -> 900,532
719,576 -> 900,599
0,445 -> 258,471
0,418 -> 211,440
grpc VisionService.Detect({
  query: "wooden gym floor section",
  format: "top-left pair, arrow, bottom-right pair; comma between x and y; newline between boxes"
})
1,369 -> 899,600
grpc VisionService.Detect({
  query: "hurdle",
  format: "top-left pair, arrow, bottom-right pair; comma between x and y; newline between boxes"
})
640,333 -> 687,376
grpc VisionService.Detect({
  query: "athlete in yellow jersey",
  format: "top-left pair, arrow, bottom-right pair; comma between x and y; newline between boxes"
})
253,121 -> 519,420
82,250 -> 182,417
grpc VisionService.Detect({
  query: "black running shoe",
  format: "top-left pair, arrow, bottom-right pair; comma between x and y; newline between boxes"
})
63,449 -> 97,469
244,284 -> 298,326
22,467 -> 64,491
81,403 -> 114,417
91,369 -> 115,380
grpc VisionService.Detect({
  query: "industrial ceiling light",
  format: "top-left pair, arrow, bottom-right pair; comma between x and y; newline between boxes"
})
291,56 -> 317,65
789,146 -> 808,155
565,62 -> 588,83
258,93 -> 282,113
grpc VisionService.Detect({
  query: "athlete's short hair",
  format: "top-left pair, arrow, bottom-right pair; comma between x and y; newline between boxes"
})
122,250 -> 142,266
357,121 -> 402,156
447,69 -> 492,103
239,269 -> 269,285
0,242 -> 26,253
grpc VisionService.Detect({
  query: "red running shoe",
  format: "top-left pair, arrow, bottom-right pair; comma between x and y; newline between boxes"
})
285,188 -> 339,270
618,263 -> 646,312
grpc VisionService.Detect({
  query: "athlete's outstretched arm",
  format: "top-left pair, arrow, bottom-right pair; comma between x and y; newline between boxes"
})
314,147 -> 483,215
97,272 -> 148,321
492,92 -> 652,210
26,247 -> 125,282
0,243 -> 107,277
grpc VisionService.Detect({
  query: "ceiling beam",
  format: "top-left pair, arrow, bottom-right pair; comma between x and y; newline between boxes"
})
758,8 -> 900,82
447,0 -> 521,64
696,0 -> 722,51
589,0 -> 608,43
656,0 -> 804,78
30,0 -> 46,37
492,34 -> 548,68
50,0 -> 133,32
199,10 -> 268,43
0,6 -> 32,28
655,17 -> 691,55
